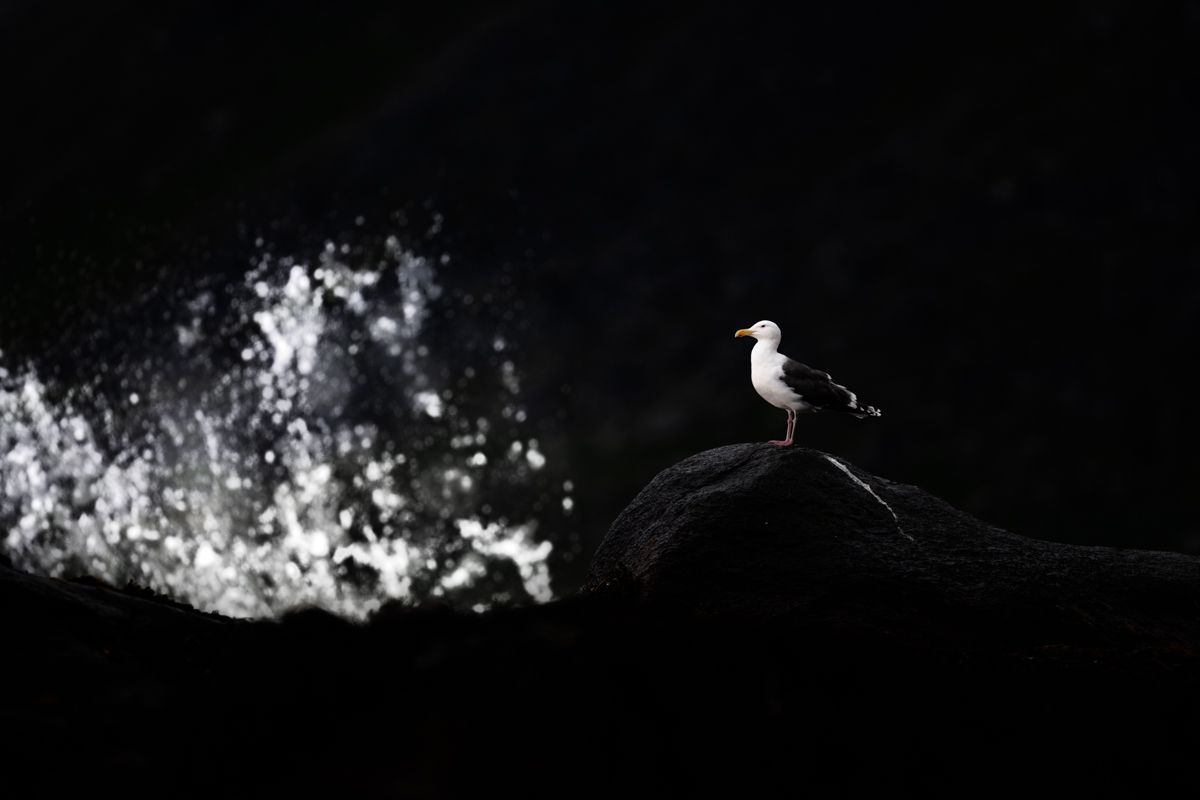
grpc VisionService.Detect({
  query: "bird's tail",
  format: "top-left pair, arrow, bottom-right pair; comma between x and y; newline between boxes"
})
853,402 -> 881,418
842,387 -> 881,418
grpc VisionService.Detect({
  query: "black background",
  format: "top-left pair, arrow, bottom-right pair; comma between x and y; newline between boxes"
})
2,0 -> 1197,594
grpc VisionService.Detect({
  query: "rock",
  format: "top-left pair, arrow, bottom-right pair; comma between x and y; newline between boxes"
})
4,446 -> 1200,795
585,443 -> 1200,657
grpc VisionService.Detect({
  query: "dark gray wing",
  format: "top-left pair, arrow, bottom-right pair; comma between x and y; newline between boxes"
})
780,358 -> 860,412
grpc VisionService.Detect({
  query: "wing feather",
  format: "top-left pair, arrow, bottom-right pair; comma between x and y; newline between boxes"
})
780,358 -> 858,412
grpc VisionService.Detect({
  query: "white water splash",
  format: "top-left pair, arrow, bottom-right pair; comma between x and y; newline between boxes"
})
0,226 -> 565,618
823,455 -> 912,541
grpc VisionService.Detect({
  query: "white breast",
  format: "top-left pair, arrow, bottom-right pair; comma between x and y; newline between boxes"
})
749,349 -> 807,411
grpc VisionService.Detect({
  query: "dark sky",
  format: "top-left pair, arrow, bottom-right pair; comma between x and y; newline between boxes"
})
2,1 -> 1198,591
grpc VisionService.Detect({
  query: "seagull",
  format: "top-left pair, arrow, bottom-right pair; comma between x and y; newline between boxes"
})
735,320 -> 880,446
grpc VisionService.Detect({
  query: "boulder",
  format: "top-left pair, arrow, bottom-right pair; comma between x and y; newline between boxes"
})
585,443 -> 1200,657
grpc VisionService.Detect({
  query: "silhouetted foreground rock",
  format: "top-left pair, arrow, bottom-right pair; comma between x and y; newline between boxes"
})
3,447 -> 1200,797
586,444 -> 1200,659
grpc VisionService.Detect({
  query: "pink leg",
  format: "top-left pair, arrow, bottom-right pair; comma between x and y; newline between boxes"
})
769,409 -> 796,447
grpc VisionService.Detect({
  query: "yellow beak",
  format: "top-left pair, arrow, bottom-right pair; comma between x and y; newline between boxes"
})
734,328 -> 753,338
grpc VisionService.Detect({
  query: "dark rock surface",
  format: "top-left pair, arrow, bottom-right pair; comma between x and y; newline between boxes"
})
586,444 -> 1200,659
3,446 -> 1200,797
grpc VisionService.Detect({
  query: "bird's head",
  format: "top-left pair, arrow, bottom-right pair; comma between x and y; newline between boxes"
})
734,320 -> 781,342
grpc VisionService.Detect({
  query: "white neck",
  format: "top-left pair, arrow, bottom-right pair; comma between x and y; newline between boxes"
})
751,336 -> 780,362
